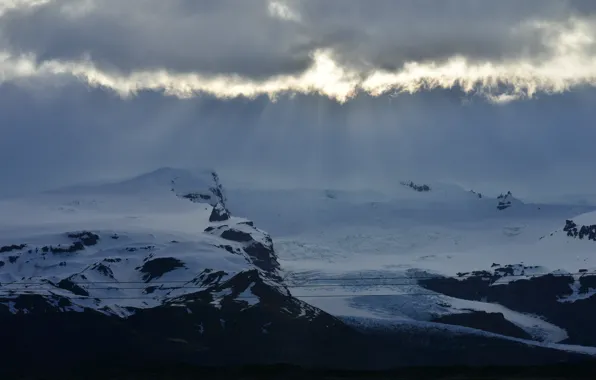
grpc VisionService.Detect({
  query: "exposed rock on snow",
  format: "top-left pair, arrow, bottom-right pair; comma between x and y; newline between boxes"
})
420,269 -> 596,346
209,202 -> 231,222
401,181 -> 431,192
497,191 -> 515,210
2,168 -> 596,374
564,219 -> 596,241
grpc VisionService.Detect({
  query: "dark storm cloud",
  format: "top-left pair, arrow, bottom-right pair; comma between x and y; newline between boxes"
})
293,0 -> 572,69
0,0 -> 311,78
0,0 -> 591,77
1,0 -> 595,199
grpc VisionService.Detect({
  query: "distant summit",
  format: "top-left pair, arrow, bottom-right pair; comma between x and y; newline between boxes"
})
400,181 -> 431,192
497,191 -> 519,210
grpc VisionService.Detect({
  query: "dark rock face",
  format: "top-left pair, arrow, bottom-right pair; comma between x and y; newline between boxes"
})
217,244 -> 237,254
244,240 -> 280,273
207,225 -> 281,275
138,258 -> 185,282
125,245 -> 154,252
190,269 -> 227,287
420,269 -> 596,346
209,172 -> 227,206
57,278 -> 90,297
579,276 -> 596,294
564,219 -> 596,241
220,229 -> 253,243
0,244 -> 26,253
42,241 -> 85,254
35,232 -> 101,255
91,262 -> 116,279
415,219 -> 596,343
181,193 -> 212,202
209,202 -> 231,222
432,311 -> 533,340
0,294 -> 77,315
470,190 -> 483,198
401,181 -> 431,192
67,231 -> 100,246
497,191 -> 513,210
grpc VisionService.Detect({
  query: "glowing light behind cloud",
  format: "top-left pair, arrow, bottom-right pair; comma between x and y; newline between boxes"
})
0,0 -> 49,16
268,0 -> 301,22
1,2 -> 596,103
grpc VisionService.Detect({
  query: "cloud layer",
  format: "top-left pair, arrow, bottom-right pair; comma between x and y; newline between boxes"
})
1,0 -> 596,102
2,83 -> 596,200
1,0 -> 596,200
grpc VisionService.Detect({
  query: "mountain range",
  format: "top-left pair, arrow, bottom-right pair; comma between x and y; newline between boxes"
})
2,168 -> 596,376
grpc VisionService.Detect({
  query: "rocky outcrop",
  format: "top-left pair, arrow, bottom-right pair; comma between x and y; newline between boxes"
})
0,244 -> 26,253
206,224 -> 281,275
470,190 -> 483,198
56,278 -> 90,297
174,170 -> 232,222
209,202 -> 231,222
67,231 -> 100,246
497,191 -> 514,210
401,181 -> 431,192
419,267 -> 596,346
564,220 -> 596,241
31,231 -> 102,255
138,257 -> 185,282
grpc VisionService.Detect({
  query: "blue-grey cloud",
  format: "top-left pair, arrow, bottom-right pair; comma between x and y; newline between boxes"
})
1,0 -> 595,200
1,83 -> 596,199
1,0 -> 596,102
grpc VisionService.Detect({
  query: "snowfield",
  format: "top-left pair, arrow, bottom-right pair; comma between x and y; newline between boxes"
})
2,168 -> 596,358
226,182 -> 596,344
0,168 -> 283,316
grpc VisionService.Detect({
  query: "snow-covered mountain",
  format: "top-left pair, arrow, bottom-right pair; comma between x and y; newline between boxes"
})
2,169 -> 596,375
226,183 -> 596,347
0,168 -> 303,316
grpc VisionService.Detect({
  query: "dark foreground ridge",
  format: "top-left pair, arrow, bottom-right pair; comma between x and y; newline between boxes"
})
9,362 -> 596,380
1,304 -> 594,378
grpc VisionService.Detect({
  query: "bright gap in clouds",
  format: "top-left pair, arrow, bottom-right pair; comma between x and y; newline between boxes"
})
0,1 -> 595,103
0,0 -> 49,15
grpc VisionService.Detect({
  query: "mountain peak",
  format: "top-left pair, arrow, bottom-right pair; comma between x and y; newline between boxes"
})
47,167 -> 228,211
496,191 -> 521,210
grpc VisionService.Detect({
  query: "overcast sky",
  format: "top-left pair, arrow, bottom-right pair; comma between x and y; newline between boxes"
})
1,0 -> 596,200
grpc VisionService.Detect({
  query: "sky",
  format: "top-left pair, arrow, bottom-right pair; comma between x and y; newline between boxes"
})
1,0 -> 596,200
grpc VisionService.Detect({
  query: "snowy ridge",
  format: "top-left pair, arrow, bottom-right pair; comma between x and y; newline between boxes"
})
47,167 -> 224,203
0,168 -> 293,318
3,169 -> 596,369
226,184 -> 596,347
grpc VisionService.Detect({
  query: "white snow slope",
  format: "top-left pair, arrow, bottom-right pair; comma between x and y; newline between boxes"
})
2,170 -> 596,350
225,182 -> 596,344
0,168 -> 276,316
